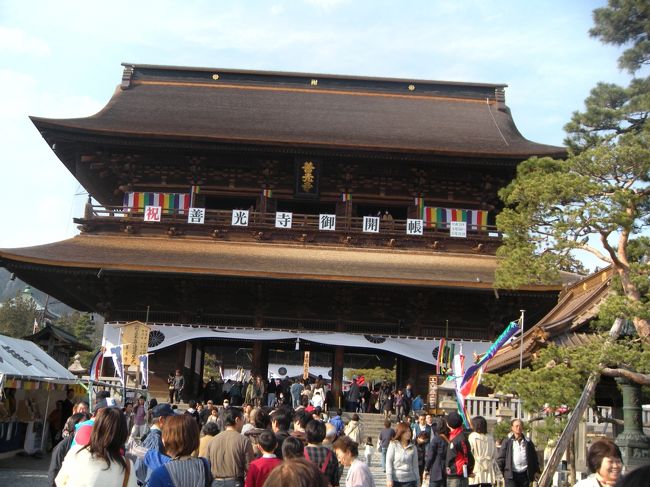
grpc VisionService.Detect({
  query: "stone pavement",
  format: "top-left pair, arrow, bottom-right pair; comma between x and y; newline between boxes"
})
0,452 -> 50,486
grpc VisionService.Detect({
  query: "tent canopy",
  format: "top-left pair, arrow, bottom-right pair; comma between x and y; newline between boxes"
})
0,334 -> 78,384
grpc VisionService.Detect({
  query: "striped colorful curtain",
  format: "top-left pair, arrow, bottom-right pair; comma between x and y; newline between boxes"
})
123,192 -> 191,214
422,207 -> 488,229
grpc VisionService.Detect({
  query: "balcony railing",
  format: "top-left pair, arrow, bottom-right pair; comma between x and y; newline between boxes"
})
75,205 -> 502,253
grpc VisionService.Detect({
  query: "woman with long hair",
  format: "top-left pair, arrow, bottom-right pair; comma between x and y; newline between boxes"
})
148,414 -> 212,487
55,407 -> 137,487
386,422 -> 420,487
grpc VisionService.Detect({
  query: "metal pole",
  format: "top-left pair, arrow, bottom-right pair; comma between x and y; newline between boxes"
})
40,389 -> 51,452
519,310 -> 525,370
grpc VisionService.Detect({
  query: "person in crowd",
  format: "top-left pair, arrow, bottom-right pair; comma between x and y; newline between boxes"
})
281,436 -> 305,460
217,399 -> 231,431
70,390 -> 115,447
347,378 -> 360,412
252,376 -> 265,408
229,380 -> 244,406
329,408 -> 345,437
468,416 -> 497,487
415,431 -> 430,483
304,418 -> 341,487
403,384 -> 413,417
243,407 -> 270,457
148,414 -> 212,487
262,458 -> 329,487
123,402 -> 135,434
61,402 -> 89,439
364,437 -> 375,467
344,413 -> 364,445
333,435 -> 376,487
134,403 -> 176,485
323,423 -> 338,448
411,395 -> 424,414
378,419 -> 395,472
424,418 -> 448,487
55,407 -> 137,487
61,389 -> 75,425
48,400 -> 64,448
207,406 -> 220,426
270,408 -> 291,458
311,390 -> 324,409
167,372 -> 176,404
574,439 -> 623,487
381,386 -> 394,420
131,396 -> 148,439
198,421 -> 219,458
185,399 -> 201,426
291,409 -> 311,445
386,421 -> 420,487
206,406 -> 254,486
245,378 -> 255,405
394,390 -> 404,422
613,463 -> 650,487
244,430 -> 281,487
445,411 -> 474,487
48,412 -> 91,486
290,378 -> 304,409
266,378 -> 277,407
73,401 -> 89,415
172,369 -> 184,404
413,414 -> 430,439
201,400 -> 214,423
496,419 -> 539,487
205,377 -> 219,403
147,398 -> 159,423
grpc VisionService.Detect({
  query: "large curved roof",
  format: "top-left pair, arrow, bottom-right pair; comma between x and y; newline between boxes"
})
0,234 -> 566,291
31,63 -> 565,159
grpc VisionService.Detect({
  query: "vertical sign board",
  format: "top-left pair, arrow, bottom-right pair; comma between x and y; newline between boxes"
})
303,351 -> 310,380
449,221 -> 467,238
120,321 -> 151,366
428,375 -> 440,410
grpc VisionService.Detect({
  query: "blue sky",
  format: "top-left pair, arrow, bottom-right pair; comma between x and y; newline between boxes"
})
0,0 -> 632,251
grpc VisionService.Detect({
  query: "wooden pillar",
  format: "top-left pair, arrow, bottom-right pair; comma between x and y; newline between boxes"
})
251,315 -> 269,379
332,346 -> 344,409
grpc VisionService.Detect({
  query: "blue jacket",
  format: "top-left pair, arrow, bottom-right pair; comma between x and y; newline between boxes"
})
329,415 -> 344,435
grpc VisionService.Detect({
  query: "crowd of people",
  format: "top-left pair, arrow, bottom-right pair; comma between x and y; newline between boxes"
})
46,378 -> 646,487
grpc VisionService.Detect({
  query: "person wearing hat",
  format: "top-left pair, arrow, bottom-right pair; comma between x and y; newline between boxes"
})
134,403 -> 175,485
445,412 -> 474,487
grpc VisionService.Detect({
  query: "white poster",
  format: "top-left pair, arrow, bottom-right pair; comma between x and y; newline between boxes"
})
187,207 -> 205,224
450,221 -> 467,238
319,214 -> 336,231
406,219 -> 424,236
231,210 -> 249,226
275,212 -> 293,229
144,206 -> 161,222
363,216 -> 380,233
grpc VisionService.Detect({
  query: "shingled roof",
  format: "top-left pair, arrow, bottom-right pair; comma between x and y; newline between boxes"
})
488,267 -> 613,372
31,63 -> 565,159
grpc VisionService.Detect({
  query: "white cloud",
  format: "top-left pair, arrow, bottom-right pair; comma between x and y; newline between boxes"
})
0,26 -> 50,56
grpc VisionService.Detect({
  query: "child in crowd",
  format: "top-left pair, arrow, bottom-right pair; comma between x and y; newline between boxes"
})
364,436 -> 375,466
245,430 -> 281,487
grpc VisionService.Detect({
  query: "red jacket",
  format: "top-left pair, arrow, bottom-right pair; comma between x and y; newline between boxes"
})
445,427 -> 474,478
244,456 -> 282,487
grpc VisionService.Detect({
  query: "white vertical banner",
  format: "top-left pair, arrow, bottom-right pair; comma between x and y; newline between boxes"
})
184,342 -> 192,369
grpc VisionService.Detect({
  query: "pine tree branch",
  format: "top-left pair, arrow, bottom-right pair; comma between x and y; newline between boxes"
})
600,367 -> 650,385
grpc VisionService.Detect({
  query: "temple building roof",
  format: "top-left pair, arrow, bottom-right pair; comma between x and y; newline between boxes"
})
31,63 -> 565,160
0,234 -> 569,291
488,267 -> 613,372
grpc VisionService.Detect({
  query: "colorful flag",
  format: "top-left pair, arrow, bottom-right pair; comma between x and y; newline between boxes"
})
88,347 -> 105,382
436,338 -> 446,375
139,354 -> 149,387
341,193 -> 352,202
263,189 -> 273,198
452,347 -> 471,428
110,346 -> 124,385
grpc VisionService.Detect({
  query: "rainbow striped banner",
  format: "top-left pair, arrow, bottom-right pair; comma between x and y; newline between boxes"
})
123,192 -> 191,215
262,189 -> 273,198
341,193 -> 352,202
422,207 -> 488,229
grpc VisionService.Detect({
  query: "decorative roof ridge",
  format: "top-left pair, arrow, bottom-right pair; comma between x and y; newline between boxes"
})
121,62 -> 508,91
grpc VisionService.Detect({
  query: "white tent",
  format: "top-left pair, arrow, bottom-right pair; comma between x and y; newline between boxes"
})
0,334 -> 77,384
0,334 -> 78,456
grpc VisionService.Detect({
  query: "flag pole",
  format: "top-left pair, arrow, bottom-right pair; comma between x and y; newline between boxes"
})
519,310 -> 525,370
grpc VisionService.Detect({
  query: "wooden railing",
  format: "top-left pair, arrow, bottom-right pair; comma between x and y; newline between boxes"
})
76,205 -> 502,252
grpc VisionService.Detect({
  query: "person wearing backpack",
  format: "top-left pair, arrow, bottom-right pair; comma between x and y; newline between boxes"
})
303,419 -> 341,487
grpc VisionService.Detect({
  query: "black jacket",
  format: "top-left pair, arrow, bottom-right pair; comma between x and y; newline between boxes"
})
496,435 -> 540,480
425,434 -> 448,482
